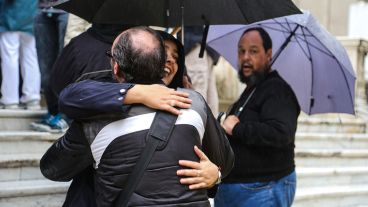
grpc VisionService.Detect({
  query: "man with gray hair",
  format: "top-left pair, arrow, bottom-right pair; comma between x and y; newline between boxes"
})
40,26 -> 234,207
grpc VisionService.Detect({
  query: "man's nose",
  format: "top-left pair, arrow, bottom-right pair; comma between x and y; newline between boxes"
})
239,51 -> 250,60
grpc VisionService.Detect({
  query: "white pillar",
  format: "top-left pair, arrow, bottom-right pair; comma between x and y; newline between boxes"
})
338,37 -> 368,115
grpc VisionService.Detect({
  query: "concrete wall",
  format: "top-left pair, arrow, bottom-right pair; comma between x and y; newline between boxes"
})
293,0 -> 360,36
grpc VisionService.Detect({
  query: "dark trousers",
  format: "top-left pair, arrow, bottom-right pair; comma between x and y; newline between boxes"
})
34,10 -> 68,114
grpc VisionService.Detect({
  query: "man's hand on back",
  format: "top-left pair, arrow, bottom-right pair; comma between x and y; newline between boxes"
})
125,84 -> 192,115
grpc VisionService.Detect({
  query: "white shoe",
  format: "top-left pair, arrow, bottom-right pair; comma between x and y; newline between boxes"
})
0,103 -> 20,109
22,100 -> 41,110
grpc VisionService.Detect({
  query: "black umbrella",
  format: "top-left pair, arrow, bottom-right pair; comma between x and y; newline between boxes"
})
52,0 -> 301,57
52,0 -> 301,27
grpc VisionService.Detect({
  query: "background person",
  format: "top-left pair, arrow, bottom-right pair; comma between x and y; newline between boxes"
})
31,23 -> 133,132
0,0 -> 41,109
178,26 -> 220,116
34,0 -> 69,92
214,27 -> 300,207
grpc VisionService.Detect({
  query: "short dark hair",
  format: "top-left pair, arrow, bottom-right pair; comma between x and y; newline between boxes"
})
112,26 -> 166,84
239,27 -> 272,51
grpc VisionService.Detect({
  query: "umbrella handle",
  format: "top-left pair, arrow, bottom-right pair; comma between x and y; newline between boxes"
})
179,0 -> 184,44
199,24 -> 209,58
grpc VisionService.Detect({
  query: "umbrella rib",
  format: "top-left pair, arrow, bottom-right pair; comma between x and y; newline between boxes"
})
293,28 -> 311,60
304,25 -> 356,111
165,0 -> 169,27
233,1 -> 250,23
91,1 -> 112,23
299,27 -> 355,114
256,18 -> 342,68
300,27 -> 314,114
273,18 -> 297,34
299,26 -> 346,60
256,20 -> 294,37
263,23 -> 315,37
270,21 -> 299,66
260,21 -> 315,40
261,24 -> 293,33
335,59 -> 356,110
268,18 -> 316,38
294,36 -> 331,57
207,27 -> 245,43
293,28 -> 339,59
272,18 -> 290,29
281,18 -> 294,32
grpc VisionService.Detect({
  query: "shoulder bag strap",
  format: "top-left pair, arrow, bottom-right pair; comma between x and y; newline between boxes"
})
114,111 -> 178,207
234,87 -> 256,116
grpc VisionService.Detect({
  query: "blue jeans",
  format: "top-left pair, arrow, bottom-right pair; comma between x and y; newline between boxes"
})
214,171 -> 296,207
34,10 -> 68,92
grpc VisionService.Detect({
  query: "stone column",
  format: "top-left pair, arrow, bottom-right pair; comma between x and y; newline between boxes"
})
338,38 -> 368,101
338,37 -> 368,118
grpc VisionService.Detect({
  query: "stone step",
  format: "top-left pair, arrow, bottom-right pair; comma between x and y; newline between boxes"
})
295,149 -> 368,167
297,115 -> 366,133
296,167 -> 368,188
0,154 -> 43,181
0,179 -> 68,207
295,132 -> 368,149
0,109 -> 46,131
0,131 -> 59,154
293,185 -> 368,207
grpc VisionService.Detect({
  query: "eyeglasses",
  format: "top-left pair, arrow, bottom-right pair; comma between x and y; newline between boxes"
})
105,50 -> 113,58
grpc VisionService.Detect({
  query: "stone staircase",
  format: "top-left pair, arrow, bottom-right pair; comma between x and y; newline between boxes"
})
293,113 -> 368,207
1,108 -> 368,206
0,109 -> 68,207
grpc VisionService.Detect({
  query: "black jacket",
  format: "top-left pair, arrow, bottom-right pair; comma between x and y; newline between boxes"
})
49,27 -> 112,96
224,70 -> 300,183
41,89 -> 234,207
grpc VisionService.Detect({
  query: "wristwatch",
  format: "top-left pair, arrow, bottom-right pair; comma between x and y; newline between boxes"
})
216,170 -> 222,185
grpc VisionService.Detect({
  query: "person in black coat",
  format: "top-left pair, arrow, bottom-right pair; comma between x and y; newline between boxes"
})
36,24 -> 192,207
214,27 -> 301,207
31,23 -> 132,133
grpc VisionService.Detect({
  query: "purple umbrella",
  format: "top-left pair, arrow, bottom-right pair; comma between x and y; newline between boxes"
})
207,11 -> 356,115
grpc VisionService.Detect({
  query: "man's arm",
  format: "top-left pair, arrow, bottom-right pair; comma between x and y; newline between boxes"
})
176,94 -> 234,190
40,121 -> 94,181
224,84 -> 300,147
201,105 -> 234,179
59,80 -> 192,119
126,84 -> 192,114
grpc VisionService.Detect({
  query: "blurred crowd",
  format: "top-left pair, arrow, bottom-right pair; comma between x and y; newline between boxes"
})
0,0 -> 68,131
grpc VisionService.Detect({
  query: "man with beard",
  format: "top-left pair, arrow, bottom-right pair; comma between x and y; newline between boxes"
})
214,27 -> 301,207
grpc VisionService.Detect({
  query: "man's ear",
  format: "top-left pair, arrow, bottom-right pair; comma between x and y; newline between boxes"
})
266,49 -> 272,62
113,62 -> 119,76
113,62 -> 125,82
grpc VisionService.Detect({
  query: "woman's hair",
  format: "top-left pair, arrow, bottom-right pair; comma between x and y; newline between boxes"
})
157,30 -> 186,89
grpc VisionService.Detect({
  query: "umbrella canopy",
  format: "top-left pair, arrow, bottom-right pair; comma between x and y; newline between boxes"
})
51,0 -> 301,27
207,11 -> 356,115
